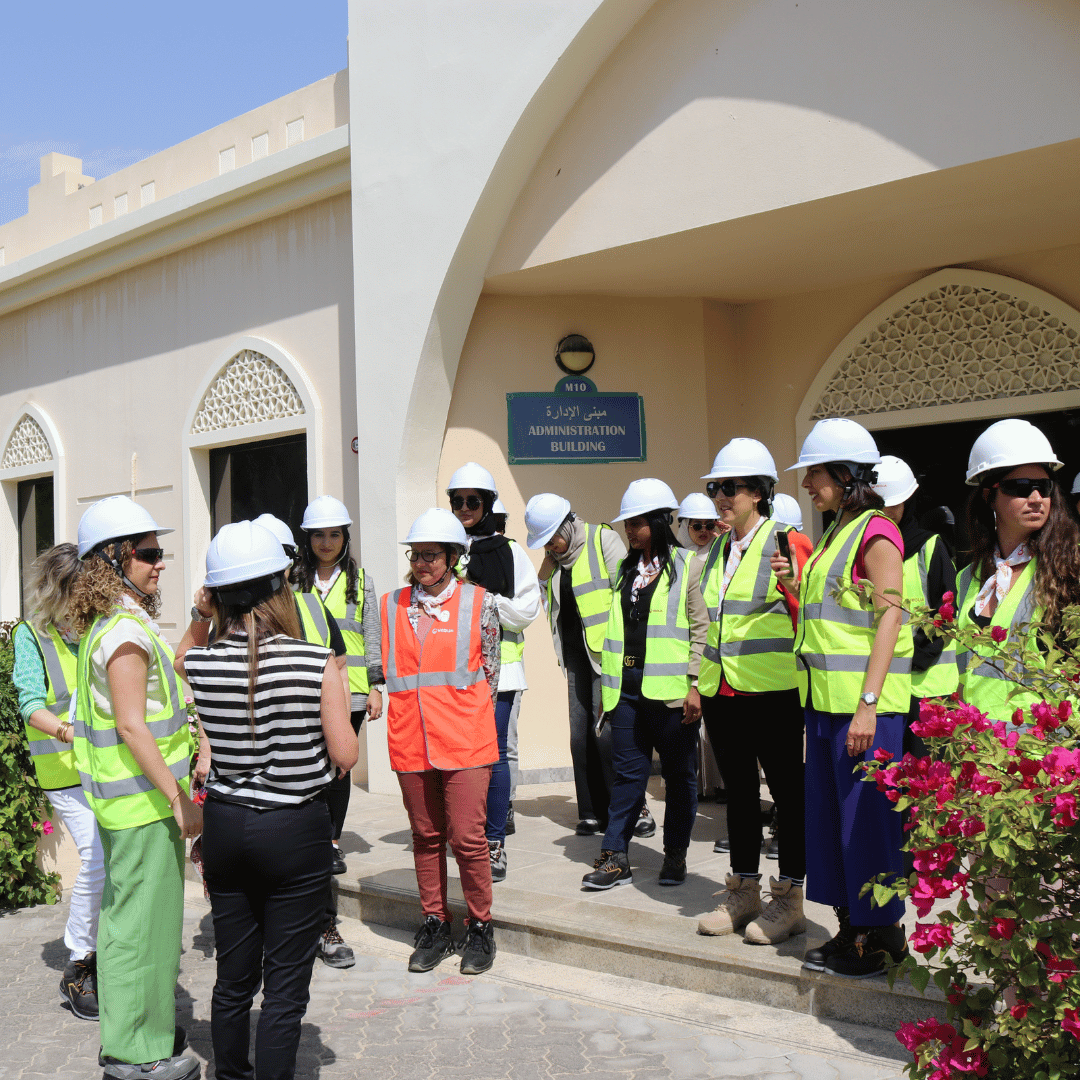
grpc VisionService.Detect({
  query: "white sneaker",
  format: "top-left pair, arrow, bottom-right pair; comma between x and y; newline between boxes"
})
744,876 -> 807,944
697,874 -> 762,936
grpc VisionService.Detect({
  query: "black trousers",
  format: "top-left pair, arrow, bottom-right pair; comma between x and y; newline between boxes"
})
202,796 -> 333,1080
565,654 -> 614,824
326,710 -> 366,842
702,688 -> 806,882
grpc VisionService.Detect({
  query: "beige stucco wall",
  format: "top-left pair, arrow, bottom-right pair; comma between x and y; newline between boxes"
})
0,191 -> 357,631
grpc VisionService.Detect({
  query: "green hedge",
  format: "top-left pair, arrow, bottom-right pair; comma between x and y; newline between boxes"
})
0,622 -> 61,909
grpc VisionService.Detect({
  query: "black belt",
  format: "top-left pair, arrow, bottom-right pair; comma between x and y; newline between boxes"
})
623,655 -> 644,669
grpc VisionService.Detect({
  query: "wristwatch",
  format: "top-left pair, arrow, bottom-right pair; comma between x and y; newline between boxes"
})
191,606 -> 212,623
860,691 -> 878,707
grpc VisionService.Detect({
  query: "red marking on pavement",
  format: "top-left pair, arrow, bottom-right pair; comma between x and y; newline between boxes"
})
439,976 -> 472,985
346,1010 -> 386,1018
375,998 -> 422,1007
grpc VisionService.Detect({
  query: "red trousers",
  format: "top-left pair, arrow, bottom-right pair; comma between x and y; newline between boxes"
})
397,766 -> 493,923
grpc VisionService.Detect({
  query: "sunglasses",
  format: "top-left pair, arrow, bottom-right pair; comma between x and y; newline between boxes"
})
996,478 -> 1053,499
705,480 -> 751,499
450,495 -> 483,512
688,520 -> 719,532
406,549 -> 445,564
131,547 -> 165,564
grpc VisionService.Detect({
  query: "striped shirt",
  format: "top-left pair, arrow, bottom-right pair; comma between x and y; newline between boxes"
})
184,633 -> 335,809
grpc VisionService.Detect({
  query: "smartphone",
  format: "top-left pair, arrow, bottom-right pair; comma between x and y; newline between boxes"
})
775,530 -> 794,578
594,712 -> 608,738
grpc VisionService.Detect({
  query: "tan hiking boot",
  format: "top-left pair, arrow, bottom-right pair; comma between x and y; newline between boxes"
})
744,876 -> 807,945
697,873 -> 762,936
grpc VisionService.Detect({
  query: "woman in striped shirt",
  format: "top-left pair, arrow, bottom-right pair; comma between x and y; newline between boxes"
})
176,521 -> 356,1080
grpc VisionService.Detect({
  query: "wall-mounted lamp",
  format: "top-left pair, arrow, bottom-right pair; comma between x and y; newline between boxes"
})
555,334 -> 595,376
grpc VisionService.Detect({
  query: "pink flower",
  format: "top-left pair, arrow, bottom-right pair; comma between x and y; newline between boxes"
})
1010,1001 -> 1029,1019
990,625 -> 1007,643
1037,941 -> 1077,983
911,922 -> 954,954
896,1018 -> 955,1052
41,819 -> 54,836
940,1036 -> 990,1076
874,747 -> 894,763
1032,701 -> 1063,736
1059,701 -> 1073,722
912,844 -> 958,875
1063,1007 -> 1080,1040
938,592 -> 956,622
988,918 -> 1016,941
1052,793 -> 1079,829
911,874 -> 968,918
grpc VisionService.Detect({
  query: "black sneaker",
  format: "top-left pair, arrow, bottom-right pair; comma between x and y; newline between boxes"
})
712,837 -> 730,854
59,953 -> 98,1021
633,804 -> 656,838
824,923 -> 908,979
803,907 -> 854,971
658,849 -> 687,886
575,818 -> 602,836
581,850 -> 632,890
317,920 -> 355,968
331,845 -> 347,875
408,915 -> 454,973
459,918 -> 496,975
505,802 -> 516,836
101,1056 -> 200,1080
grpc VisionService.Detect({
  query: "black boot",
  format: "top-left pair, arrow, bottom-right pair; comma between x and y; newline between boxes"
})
658,847 -> 687,886
59,953 -> 98,1021
581,850 -> 632,890
825,923 -> 909,979
408,915 -> 455,972
459,918 -> 496,975
803,906 -> 854,971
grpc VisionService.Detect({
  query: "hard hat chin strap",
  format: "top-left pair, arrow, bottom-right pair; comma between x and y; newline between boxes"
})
94,544 -> 152,600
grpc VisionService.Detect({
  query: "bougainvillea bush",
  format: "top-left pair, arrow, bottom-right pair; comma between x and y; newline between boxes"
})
0,622 -> 61,909
861,596 -> 1080,1080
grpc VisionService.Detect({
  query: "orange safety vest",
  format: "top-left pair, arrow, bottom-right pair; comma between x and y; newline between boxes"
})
381,582 -> 498,773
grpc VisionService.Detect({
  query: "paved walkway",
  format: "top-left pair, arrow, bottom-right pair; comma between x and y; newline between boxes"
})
1,881 -> 908,1080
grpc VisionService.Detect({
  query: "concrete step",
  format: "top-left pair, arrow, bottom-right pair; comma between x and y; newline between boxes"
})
334,867 -> 947,1034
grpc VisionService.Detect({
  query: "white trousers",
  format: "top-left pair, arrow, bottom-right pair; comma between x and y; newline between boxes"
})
47,785 -> 105,961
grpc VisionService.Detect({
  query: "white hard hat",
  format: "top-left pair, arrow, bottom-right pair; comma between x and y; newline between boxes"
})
678,493 -> 718,521
965,418 -> 1064,485
492,497 -> 507,515
525,493 -> 572,549
446,462 -> 498,496
204,521 -> 291,588
787,418 -> 881,472
1072,470 -> 1080,496
702,438 -> 779,483
872,455 -> 919,507
78,495 -> 173,559
253,513 -> 296,551
612,478 -> 679,523
771,494 -> 804,530
402,508 -> 468,547
301,495 -> 352,530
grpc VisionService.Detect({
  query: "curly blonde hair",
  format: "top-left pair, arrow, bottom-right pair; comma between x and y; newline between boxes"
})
70,540 -> 162,636
26,543 -> 83,632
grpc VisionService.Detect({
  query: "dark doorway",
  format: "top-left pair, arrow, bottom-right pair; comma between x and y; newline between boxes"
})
210,434 -> 307,540
873,408 -> 1080,566
18,476 -> 54,616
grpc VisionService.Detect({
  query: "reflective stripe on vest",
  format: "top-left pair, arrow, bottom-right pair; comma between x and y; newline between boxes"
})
794,511 -> 913,715
294,591 -> 332,648
698,520 -> 798,696
956,559 -> 1042,722
73,610 -> 193,830
381,582 -> 498,772
545,522 -> 614,654
16,622 -> 79,789
904,535 -> 959,699
321,569 -> 370,694
601,548 -> 692,711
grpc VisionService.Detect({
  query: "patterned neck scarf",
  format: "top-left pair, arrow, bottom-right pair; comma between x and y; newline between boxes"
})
630,555 -> 661,604
973,542 -> 1032,617
314,566 -> 340,599
410,575 -> 458,624
720,517 -> 765,602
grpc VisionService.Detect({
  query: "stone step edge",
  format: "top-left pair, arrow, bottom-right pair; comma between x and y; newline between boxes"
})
334,868 -> 949,1032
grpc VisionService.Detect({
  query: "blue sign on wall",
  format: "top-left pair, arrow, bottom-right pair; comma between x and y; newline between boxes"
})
506,377 -> 646,464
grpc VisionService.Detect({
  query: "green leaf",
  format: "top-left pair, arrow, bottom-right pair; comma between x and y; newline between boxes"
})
908,964 -> 931,994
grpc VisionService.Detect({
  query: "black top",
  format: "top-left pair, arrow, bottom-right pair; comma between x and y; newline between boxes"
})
899,510 -> 957,673
466,534 -> 515,598
557,563 -> 589,666
621,572 -> 661,661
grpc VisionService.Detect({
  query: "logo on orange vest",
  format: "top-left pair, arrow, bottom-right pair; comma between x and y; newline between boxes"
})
430,627 -> 455,634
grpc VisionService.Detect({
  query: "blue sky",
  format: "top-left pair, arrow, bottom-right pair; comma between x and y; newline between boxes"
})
0,1 -> 348,225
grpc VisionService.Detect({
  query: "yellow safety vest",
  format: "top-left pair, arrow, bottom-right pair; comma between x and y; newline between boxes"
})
544,523 -> 615,654
904,534 -> 960,699
956,558 -> 1043,723
499,539 -> 526,667
294,591 -> 334,649
14,622 -> 79,790
698,519 -> 799,696
601,548 -> 693,711
794,511 -> 913,715
320,570 -> 370,695
74,610 -> 193,831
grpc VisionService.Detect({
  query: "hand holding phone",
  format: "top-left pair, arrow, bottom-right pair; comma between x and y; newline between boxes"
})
773,530 -> 795,582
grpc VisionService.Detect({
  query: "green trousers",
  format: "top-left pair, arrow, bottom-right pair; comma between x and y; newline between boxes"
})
98,815 -> 185,1064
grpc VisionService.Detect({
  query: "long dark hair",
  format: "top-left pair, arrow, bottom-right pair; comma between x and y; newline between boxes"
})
295,525 -> 360,603
616,510 -> 682,590
964,468 -> 1080,635
826,464 -> 885,518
